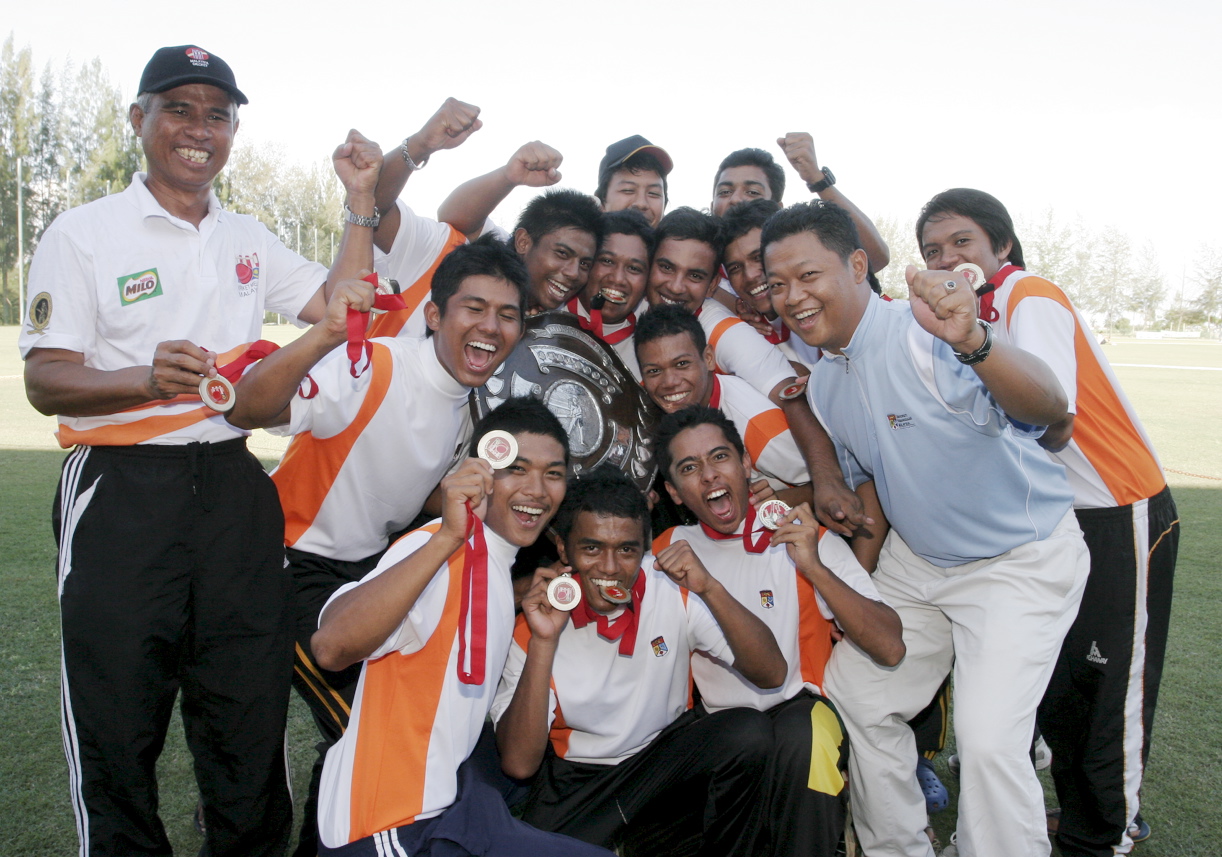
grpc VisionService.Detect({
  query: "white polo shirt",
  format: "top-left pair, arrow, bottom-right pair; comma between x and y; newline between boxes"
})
698,298 -> 794,397
19,173 -> 326,446
367,200 -> 467,340
491,563 -> 731,765
656,523 -> 881,712
269,336 -> 472,561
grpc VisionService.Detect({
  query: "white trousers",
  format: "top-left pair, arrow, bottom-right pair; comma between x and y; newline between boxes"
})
825,510 -> 1089,857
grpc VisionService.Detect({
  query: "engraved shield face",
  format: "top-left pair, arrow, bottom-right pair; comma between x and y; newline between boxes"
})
475,311 -> 659,491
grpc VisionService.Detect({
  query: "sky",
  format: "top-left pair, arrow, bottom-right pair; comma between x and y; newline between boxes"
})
7,0 -> 1221,299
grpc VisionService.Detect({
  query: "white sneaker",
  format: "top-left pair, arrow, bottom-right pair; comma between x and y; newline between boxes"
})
1033,736 -> 1052,770
940,831 -> 959,856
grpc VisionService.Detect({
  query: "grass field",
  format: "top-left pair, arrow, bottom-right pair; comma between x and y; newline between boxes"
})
2,327 -> 1220,854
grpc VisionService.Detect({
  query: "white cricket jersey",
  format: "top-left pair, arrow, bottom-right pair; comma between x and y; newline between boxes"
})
698,298 -> 794,396
710,375 -> 809,490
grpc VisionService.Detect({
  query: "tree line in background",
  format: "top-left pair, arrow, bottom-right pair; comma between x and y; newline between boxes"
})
2,36 -> 1219,334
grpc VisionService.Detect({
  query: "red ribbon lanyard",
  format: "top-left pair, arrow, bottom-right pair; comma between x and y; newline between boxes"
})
566,298 -> 636,345
699,501 -> 771,553
976,264 -> 1022,323
346,274 -> 407,376
569,570 -> 647,656
765,322 -> 790,345
213,339 -> 280,382
456,500 -> 489,685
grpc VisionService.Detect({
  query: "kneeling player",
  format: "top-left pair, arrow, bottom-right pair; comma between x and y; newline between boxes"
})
493,467 -> 786,856
655,406 -> 905,857
309,399 -> 611,857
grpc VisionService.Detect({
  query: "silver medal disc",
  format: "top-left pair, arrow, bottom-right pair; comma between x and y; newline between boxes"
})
757,499 -> 793,531
954,262 -> 985,291
599,582 -> 633,605
199,375 -> 236,413
477,430 -> 518,470
546,574 -> 582,611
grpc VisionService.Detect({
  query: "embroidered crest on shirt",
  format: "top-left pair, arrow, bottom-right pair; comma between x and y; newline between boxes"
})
887,413 -> 916,430
117,269 -> 163,305
29,292 -> 52,332
235,253 -> 260,296
651,636 -> 669,657
760,590 -> 775,608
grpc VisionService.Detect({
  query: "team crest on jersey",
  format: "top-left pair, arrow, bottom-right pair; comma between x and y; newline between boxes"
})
29,292 -> 52,332
235,253 -> 260,296
887,413 -> 915,430
760,590 -> 775,609
117,269 -> 163,305
651,636 -> 669,658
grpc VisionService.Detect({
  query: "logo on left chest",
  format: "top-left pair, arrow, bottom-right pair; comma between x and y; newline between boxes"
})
236,253 -> 260,296
651,636 -> 669,657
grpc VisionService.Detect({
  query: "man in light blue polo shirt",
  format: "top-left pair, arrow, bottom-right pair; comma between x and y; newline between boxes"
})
763,201 -> 1089,857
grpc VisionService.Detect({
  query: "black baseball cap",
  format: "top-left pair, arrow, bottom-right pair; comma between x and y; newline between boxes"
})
598,136 -> 673,184
138,45 -> 248,105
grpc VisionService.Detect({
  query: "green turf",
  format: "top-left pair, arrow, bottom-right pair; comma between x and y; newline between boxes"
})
2,329 -> 1220,854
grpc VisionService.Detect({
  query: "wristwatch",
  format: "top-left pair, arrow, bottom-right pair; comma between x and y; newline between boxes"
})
401,137 -> 429,171
344,204 -> 380,229
954,319 -> 994,366
807,167 -> 836,194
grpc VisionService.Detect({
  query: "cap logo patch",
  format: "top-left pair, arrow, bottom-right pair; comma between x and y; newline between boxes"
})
117,269 -> 163,305
185,47 -> 210,67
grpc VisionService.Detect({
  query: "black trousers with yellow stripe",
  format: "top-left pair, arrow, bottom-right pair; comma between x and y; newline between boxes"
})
1039,486 -> 1179,857
286,546 -> 383,857
54,440 -> 294,857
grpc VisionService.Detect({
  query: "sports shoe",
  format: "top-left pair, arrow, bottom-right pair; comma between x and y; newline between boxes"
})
939,831 -> 959,856
1128,814 -> 1151,843
1033,735 -> 1052,770
947,753 -> 960,776
917,757 -> 950,813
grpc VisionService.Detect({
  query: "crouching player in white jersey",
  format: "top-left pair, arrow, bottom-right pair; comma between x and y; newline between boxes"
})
226,238 -> 530,854
492,466 -> 786,856
653,406 -> 905,857
306,399 -> 614,857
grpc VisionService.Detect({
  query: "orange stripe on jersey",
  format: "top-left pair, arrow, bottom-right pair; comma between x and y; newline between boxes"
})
743,409 -> 790,466
57,406 -> 214,448
653,528 -> 678,555
796,525 -> 834,691
367,227 -> 466,339
707,318 -> 739,353
512,615 -> 572,758
348,524 -> 452,839
1006,277 -> 1163,505
274,342 -> 395,547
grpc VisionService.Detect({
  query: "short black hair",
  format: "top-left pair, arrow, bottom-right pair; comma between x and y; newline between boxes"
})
600,208 -> 657,257
654,406 -> 744,479
430,235 -> 530,335
655,206 -> 724,261
759,200 -> 863,266
515,188 -> 604,247
916,188 -> 1025,268
552,465 -> 650,546
634,303 -> 707,360
721,198 -> 782,246
595,152 -> 670,206
471,397 -> 570,465
715,148 -> 786,203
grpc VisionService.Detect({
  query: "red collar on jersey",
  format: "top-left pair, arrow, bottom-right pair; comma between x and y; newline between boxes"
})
765,322 -> 790,344
570,569 -> 647,656
699,500 -> 771,554
565,298 -> 636,345
975,264 -> 1023,323
456,501 -> 489,685
707,374 -> 722,409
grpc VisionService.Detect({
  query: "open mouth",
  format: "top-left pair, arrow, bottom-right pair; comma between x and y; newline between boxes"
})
465,340 -> 497,372
175,147 -> 210,164
790,306 -> 821,329
704,486 -> 736,523
660,390 -> 692,411
545,278 -> 571,304
510,503 -> 546,529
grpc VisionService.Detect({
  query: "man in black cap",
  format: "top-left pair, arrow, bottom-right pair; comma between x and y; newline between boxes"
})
593,135 -> 673,228
20,43 -> 381,856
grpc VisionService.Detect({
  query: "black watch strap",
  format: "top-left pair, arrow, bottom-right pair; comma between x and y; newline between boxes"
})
807,166 -> 836,194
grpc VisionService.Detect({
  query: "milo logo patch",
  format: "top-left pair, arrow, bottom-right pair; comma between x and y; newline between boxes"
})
117,269 -> 163,305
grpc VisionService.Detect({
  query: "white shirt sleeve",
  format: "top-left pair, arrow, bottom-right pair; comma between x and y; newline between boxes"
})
266,340 -> 379,439
1008,295 -> 1078,414
375,200 -> 465,284
813,531 -> 885,622
686,591 -> 735,666
18,222 -> 98,358
257,226 -> 329,323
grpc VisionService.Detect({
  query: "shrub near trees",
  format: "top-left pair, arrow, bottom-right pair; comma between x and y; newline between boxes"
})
0,36 -> 344,325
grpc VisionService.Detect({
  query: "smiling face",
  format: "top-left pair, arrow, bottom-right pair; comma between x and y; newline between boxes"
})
130,83 -> 237,200
723,226 -> 772,317
919,213 -> 1012,280
514,226 -> 598,311
602,168 -> 666,228
647,238 -> 719,313
638,332 -> 716,414
663,423 -> 752,535
557,511 -> 646,615
580,231 -> 650,324
483,432 -> 569,547
712,165 -> 772,217
427,274 -> 524,387
767,231 -> 870,354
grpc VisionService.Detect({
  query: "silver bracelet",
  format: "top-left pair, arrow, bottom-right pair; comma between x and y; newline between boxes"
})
401,137 -> 429,171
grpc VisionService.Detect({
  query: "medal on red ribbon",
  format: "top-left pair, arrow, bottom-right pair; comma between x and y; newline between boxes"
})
346,273 -> 407,376
198,339 -> 280,412
546,573 -> 582,611
456,499 -> 489,685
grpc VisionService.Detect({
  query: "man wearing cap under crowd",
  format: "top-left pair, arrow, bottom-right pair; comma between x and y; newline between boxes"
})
593,135 -> 673,228
19,44 -> 379,856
